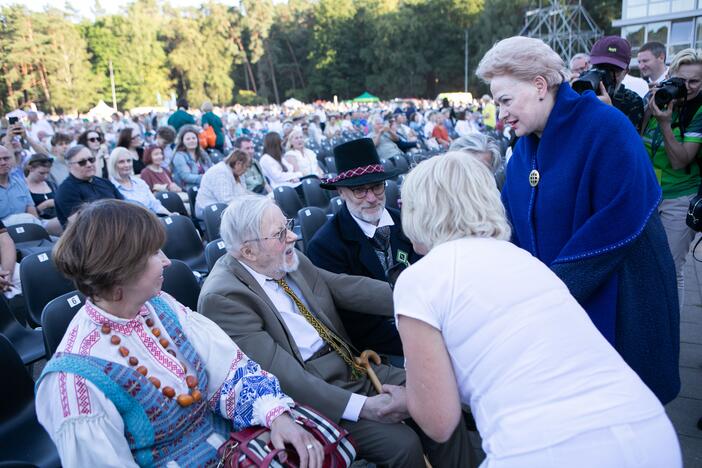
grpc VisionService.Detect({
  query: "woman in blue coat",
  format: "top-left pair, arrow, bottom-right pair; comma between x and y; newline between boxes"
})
476,36 -> 680,404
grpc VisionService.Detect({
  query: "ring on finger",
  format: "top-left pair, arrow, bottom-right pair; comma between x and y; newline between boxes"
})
306,444 -> 314,450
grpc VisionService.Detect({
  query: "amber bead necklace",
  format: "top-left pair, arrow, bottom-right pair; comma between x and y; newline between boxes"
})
100,315 -> 202,407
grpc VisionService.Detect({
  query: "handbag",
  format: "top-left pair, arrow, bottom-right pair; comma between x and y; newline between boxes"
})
216,405 -> 357,468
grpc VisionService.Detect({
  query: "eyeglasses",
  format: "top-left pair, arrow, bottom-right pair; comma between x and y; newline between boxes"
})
87,137 -> 101,143
71,157 -> 96,167
247,218 -> 294,244
350,182 -> 385,199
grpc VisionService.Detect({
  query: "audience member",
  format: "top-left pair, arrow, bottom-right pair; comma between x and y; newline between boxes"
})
283,128 -> 323,178
237,136 -> 271,194
0,145 -> 40,226
480,95 -> 497,130
26,110 -> 54,141
588,36 -> 644,130
171,124 -> 213,191
195,149 -> 250,218
638,41 -> 668,85
77,129 -> 109,179
167,97 -> 196,132
200,100 -> 225,152
430,112 -> 451,149
199,194 -> 473,468
569,52 -> 591,78
108,147 -> 169,215
0,219 -> 21,302
116,126 -> 145,174
449,132 -> 504,188
396,152 -> 682,468
55,145 -> 124,226
260,131 -> 301,189
307,138 -> 420,355
48,132 -> 72,185
155,125 -> 177,167
36,199 -> 320,467
370,115 -> 404,160
24,153 -> 62,235
643,48 -> 702,305
477,36 -> 680,404
139,145 -> 181,193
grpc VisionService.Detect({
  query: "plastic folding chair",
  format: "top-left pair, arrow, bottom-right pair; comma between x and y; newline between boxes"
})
298,207 -> 329,253
0,296 -> 44,365
203,203 -> 228,242
384,180 -> 400,210
41,291 -> 85,358
0,334 -> 61,467
160,215 -> 208,274
273,186 -> 304,220
300,178 -> 330,210
205,239 -> 227,271
162,259 -> 201,312
6,224 -> 51,244
329,196 -> 345,215
19,251 -> 74,328
156,191 -> 188,216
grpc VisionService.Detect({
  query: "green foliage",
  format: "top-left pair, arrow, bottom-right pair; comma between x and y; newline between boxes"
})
0,0 -> 620,112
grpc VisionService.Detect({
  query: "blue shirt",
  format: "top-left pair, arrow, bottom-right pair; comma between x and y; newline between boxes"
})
55,174 -> 124,226
111,176 -> 168,215
0,172 -> 34,219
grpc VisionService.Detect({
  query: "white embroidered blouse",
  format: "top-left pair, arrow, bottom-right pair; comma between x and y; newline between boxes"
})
36,292 -> 294,468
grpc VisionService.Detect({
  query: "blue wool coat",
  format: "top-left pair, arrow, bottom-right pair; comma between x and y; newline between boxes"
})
306,205 -> 421,356
502,83 -> 680,404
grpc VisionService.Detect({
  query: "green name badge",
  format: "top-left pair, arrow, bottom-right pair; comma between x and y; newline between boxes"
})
396,249 -> 409,266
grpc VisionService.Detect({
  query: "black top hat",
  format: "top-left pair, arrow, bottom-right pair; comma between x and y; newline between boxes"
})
319,138 -> 397,189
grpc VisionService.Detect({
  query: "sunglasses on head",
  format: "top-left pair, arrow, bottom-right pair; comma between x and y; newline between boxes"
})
72,157 -> 96,167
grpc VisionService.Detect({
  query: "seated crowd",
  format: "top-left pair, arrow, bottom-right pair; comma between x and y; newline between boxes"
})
2,35 -> 699,468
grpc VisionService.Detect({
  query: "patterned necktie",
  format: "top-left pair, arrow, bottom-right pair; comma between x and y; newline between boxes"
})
275,278 -> 366,379
370,226 -> 392,272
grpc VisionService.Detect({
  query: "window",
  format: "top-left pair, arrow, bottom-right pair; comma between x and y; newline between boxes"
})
647,22 -> 669,44
697,18 -> 702,48
648,1 -> 671,15
669,19 -> 693,55
625,0 -> 647,19
671,0 -> 695,11
624,25 -> 646,53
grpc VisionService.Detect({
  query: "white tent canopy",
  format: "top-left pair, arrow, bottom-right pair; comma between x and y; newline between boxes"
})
86,100 -> 116,120
282,98 -> 304,108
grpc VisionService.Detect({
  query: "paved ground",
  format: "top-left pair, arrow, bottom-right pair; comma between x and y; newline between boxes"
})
671,243 -> 702,467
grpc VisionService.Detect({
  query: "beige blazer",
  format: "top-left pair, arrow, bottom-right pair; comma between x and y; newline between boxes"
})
198,252 -> 400,421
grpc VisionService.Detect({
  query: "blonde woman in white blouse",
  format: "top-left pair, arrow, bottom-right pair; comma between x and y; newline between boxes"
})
284,129 -> 323,178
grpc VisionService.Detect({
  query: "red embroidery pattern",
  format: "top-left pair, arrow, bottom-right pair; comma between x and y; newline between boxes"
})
322,164 -> 384,184
76,330 -> 100,415
85,301 -> 139,335
134,325 -> 185,379
59,326 -> 79,417
265,406 -> 288,427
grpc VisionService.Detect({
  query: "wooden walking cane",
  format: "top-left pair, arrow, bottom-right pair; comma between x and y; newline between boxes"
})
356,350 -> 432,468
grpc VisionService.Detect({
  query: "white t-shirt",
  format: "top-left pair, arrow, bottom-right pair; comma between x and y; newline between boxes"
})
394,237 -> 663,459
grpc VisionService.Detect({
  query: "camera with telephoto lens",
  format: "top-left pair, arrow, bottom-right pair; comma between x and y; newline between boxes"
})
654,77 -> 687,110
572,65 -> 618,97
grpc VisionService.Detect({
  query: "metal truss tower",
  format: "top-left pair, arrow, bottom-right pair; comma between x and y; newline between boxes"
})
520,0 -> 603,62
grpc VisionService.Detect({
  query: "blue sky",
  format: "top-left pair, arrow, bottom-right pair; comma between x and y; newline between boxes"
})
0,0 -> 243,20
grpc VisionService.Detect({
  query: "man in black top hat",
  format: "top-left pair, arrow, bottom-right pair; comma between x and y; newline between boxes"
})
306,138 -> 421,356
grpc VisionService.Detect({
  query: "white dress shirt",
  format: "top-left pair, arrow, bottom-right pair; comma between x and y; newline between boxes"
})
241,261 -> 367,421
348,207 -> 395,238
259,154 -> 302,189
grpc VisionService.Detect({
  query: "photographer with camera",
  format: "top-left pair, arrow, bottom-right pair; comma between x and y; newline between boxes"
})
574,36 -> 644,130
643,48 -> 702,304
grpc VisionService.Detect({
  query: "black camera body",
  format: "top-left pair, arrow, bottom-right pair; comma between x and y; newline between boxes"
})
654,77 -> 687,109
572,65 -> 618,97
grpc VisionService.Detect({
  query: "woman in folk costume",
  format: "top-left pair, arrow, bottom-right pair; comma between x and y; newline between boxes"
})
476,36 -> 680,404
35,199 -> 323,467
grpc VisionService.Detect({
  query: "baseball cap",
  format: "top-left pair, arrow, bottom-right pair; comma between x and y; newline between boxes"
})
590,36 -> 632,69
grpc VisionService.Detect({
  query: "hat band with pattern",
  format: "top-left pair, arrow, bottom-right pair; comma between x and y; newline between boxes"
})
322,164 -> 384,185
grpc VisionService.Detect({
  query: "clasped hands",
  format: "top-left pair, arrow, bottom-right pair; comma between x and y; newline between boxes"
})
360,384 -> 410,424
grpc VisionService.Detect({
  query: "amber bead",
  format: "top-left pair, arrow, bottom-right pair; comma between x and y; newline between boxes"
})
162,386 -> 175,398
191,389 -> 202,402
186,375 -> 198,389
136,366 -> 148,376
110,335 -> 121,345
152,328 -> 161,337
145,318 -> 154,327
101,324 -> 111,334
118,346 -> 129,357
167,349 -> 177,357
128,356 -> 139,366
159,338 -> 169,348
177,394 -> 194,407
148,376 -> 161,389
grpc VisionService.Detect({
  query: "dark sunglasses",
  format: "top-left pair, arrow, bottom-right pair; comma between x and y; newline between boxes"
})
87,137 -> 101,143
71,157 -> 96,167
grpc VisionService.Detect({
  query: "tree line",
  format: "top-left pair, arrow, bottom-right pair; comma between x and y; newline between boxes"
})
0,0 -> 620,114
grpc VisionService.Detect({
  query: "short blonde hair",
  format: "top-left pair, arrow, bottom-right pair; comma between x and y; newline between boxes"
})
107,146 -> 133,180
401,152 -> 511,252
476,36 -> 568,87
669,48 -> 702,76
285,128 -> 305,151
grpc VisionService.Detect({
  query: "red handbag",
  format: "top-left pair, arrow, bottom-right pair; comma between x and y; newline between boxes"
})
216,405 -> 357,468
